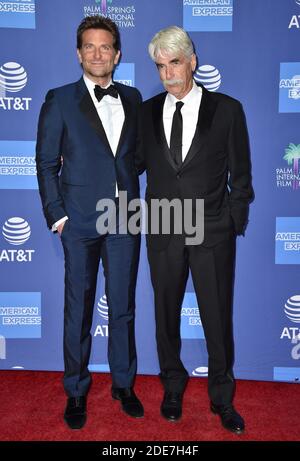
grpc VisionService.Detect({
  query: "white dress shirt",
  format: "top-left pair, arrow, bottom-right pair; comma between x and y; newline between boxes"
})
83,74 -> 125,160
52,74 -> 125,232
163,80 -> 202,162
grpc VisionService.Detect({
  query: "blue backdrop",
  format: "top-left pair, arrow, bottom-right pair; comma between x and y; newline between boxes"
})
0,0 -> 300,383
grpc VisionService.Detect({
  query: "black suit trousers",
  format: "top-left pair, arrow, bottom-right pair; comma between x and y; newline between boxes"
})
148,235 -> 236,405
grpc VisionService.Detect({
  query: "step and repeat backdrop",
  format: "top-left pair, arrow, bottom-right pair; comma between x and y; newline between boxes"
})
0,0 -> 300,383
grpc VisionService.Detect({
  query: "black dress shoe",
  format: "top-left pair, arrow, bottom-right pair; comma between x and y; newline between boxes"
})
160,391 -> 183,422
112,387 -> 144,418
64,396 -> 87,430
211,402 -> 245,434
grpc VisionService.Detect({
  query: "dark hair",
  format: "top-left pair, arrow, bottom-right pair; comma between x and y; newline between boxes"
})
77,16 -> 121,51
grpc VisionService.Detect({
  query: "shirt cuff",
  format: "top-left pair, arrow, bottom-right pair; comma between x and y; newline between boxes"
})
52,216 -> 68,233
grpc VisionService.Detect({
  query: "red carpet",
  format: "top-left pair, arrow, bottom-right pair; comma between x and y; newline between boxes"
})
0,371 -> 299,441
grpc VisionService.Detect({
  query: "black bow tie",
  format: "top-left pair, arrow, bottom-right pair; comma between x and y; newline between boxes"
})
94,84 -> 118,102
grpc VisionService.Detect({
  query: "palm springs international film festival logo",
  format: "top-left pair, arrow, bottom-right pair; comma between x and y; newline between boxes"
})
183,0 -> 233,32
83,0 -> 136,28
279,63 -> 300,113
276,143 -> 300,190
194,65 -> 221,91
0,0 -> 36,29
0,217 -> 35,263
0,62 -> 32,111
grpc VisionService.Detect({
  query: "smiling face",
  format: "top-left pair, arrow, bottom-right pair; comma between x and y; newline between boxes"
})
77,28 -> 120,86
155,52 -> 196,100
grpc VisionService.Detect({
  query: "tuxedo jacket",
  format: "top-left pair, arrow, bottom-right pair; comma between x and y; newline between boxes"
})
136,84 -> 254,250
36,77 -> 141,234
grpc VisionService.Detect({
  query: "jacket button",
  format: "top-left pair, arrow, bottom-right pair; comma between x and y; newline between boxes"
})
176,173 -> 181,179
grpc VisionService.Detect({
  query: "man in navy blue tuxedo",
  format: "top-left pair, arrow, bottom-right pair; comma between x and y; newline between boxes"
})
36,16 -> 143,429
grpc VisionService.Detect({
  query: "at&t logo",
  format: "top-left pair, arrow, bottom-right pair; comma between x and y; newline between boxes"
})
281,295 -> 300,340
280,295 -> 300,361
0,217 -> 35,262
2,217 -> 31,245
94,294 -> 109,337
0,62 -> 32,111
194,65 -> 221,91
284,295 -> 300,324
289,0 -> 300,29
192,366 -> 208,377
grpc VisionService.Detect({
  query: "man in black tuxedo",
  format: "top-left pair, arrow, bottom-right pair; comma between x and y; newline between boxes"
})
36,16 -> 143,429
136,26 -> 254,434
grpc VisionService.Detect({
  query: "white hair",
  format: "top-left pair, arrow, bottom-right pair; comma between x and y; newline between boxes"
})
148,26 -> 195,61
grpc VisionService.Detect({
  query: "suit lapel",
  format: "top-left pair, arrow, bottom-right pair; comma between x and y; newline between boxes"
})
181,85 -> 217,170
114,82 -> 131,158
152,92 -> 178,171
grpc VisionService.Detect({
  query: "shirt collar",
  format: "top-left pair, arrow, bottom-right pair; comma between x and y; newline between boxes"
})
165,80 -> 202,109
83,74 -> 113,93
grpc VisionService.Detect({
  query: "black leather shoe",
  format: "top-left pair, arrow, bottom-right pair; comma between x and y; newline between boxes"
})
211,402 -> 245,434
160,391 -> 183,422
64,396 -> 87,430
112,387 -> 144,418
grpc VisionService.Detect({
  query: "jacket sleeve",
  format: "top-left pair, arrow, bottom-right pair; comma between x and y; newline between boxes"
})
227,102 -> 254,235
35,90 -> 67,229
